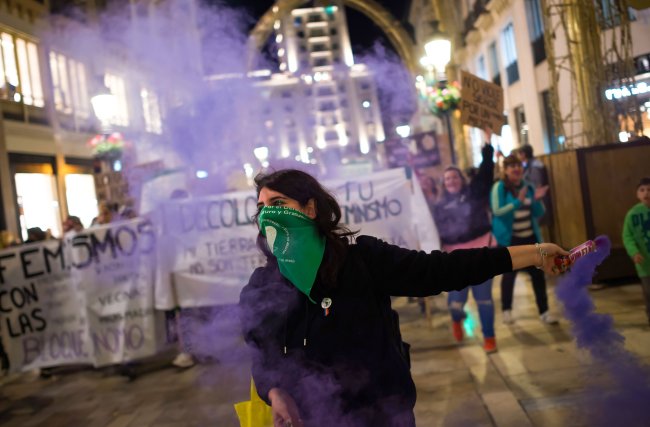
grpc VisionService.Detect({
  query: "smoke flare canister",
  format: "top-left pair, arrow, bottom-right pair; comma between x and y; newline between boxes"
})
554,240 -> 597,272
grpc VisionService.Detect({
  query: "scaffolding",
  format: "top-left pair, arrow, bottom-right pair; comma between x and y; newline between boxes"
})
540,0 -> 643,148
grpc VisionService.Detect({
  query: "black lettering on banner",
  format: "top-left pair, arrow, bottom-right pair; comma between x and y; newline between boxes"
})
72,235 -> 93,269
189,262 -> 205,274
137,220 -> 156,254
44,241 -> 66,273
358,181 -> 374,201
238,196 -> 258,226
92,325 -> 145,355
115,225 -> 138,256
0,252 -> 16,285
206,201 -> 221,230
22,330 -> 87,364
20,248 -> 44,279
220,199 -> 236,228
342,197 -> 403,224
90,231 -> 117,262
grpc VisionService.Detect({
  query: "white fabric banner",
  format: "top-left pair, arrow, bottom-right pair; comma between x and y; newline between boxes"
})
0,240 -> 91,372
0,218 -> 164,372
71,219 -> 163,367
154,190 -> 265,310
155,168 -> 439,309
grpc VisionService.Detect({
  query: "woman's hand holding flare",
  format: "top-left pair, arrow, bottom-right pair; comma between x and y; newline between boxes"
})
508,243 -> 570,276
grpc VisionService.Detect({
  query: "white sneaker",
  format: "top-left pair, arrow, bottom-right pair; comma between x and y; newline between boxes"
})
540,311 -> 559,325
172,352 -> 195,368
502,310 -> 514,324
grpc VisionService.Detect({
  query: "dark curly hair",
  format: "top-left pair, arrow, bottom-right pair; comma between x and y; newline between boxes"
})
253,169 -> 357,288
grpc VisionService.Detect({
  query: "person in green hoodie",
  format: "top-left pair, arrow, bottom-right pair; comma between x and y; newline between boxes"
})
622,177 -> 650,326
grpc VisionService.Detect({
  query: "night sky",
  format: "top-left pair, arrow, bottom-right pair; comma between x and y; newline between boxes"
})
212,0 -> 413,56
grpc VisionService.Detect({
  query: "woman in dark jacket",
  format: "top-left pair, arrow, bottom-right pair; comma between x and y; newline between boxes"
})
239,169 -> 568,427
433,143 -> 497,352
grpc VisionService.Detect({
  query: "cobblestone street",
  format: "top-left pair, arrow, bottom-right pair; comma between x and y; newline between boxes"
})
1,277 -> 649,427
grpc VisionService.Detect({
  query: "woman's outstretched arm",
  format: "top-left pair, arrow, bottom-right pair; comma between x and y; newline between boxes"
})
508,243 -> 569,275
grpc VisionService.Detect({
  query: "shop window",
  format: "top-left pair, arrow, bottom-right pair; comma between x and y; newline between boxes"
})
140,87 -> 162,134
65,174 -> 99,228
15,171 -> 62,240
0,32 -> 44,106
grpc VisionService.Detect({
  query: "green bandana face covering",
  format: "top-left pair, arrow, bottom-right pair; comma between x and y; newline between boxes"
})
258,206 -> 325,302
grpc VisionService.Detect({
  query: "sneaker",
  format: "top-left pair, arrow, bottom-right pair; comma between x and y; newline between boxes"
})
172,352 -> 195,368
483,337 -> 497,353
452,321 -> 464,342
540,311 -> 559,325
502,310 -> 514,324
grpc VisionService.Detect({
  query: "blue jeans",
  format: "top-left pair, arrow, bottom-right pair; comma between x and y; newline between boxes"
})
448,279 -> 494,338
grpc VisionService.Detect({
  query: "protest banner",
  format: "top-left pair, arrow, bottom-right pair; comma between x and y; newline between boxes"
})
155,169 -> 437,309
0,239 -> 90,372
0,218 -> 164,372
460,70 -> 506,134
384,131 -> 442,170
154,190 -> 265,310
71,219 -> 164,367
328,168 -> 420,249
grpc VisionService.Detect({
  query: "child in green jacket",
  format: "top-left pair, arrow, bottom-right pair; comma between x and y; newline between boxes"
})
622,177 -> 650,325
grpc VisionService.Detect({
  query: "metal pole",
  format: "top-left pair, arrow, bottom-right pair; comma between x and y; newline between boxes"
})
443,111 -> 456,165
438,76 -> 456,165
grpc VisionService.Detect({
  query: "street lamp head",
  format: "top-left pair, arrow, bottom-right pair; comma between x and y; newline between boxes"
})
424,38 -> 451,73
424,21 -> 451,74
91,88 -> 118,128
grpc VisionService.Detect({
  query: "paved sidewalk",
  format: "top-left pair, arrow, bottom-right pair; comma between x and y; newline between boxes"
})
1,277 -> 649,426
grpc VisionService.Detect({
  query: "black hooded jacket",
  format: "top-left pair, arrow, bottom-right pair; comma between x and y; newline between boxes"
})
433,144 -> 494,245
239,235 -> 512,426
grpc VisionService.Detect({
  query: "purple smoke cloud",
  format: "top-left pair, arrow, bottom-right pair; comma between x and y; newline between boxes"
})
555,235 -> 650,426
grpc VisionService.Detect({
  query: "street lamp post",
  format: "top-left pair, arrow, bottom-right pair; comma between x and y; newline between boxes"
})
422,23 -> 456,165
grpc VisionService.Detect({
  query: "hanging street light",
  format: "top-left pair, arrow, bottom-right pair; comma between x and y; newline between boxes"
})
91,86 -> 118,134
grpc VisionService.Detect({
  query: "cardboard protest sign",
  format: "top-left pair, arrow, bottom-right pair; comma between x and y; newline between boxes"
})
460,70 -> 506,134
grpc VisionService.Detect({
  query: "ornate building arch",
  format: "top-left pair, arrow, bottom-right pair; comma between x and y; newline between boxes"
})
249,0 -> 417,72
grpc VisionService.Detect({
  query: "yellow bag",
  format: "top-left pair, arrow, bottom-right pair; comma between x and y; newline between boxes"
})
234,378 -> 274,427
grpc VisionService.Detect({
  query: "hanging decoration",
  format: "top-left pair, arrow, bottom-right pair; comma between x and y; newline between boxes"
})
417,77 -> 461,117
87,132 -> 126,159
